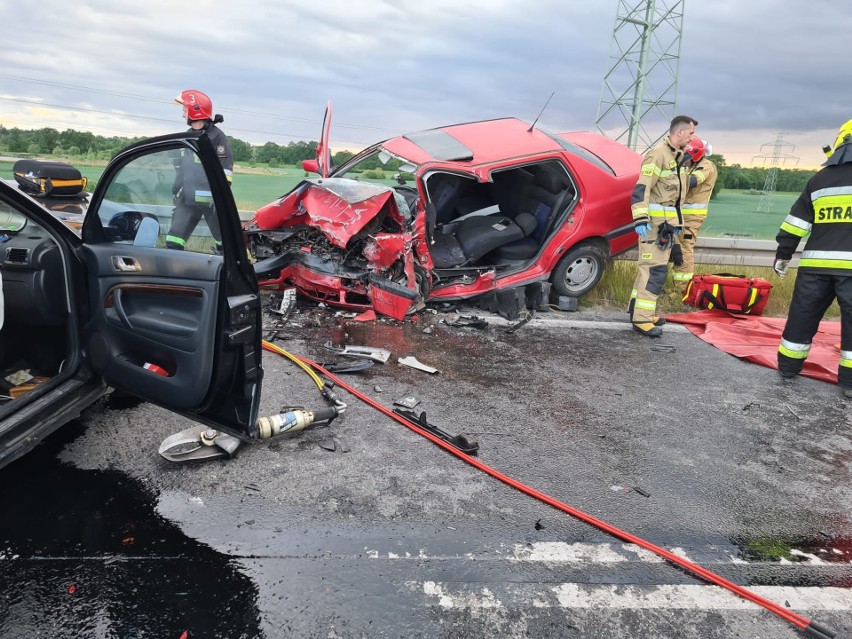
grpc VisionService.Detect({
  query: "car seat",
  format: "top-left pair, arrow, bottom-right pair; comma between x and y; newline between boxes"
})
430,213 -> 537,268
485,171 -> 573,262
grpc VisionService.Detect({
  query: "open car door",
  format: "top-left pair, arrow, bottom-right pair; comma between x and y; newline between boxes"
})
80,131 -> 262,439
301,100 -> 333,177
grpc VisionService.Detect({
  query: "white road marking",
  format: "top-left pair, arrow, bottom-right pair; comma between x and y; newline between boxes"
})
416,582 -> 852,612
512,541 -> 665,563
551,583 -> 852,611
364,541 -> 850,566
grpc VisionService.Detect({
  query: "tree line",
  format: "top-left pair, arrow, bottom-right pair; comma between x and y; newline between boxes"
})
706,154 -> 816,196
0,126 -> 818,193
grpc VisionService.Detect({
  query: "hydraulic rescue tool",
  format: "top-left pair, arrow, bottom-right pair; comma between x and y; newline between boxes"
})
158,406 -> 341,463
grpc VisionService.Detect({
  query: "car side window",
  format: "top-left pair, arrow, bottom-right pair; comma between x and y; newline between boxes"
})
98,148 -> 220,254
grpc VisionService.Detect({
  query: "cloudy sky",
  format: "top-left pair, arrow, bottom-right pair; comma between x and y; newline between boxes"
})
1,0 -> 848,169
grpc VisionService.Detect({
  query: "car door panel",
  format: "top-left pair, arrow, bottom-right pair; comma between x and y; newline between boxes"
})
84,244 -> 221,409
81,133 -> 262,437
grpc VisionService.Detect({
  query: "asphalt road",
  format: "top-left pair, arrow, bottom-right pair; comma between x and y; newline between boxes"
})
1,302 -> 851,639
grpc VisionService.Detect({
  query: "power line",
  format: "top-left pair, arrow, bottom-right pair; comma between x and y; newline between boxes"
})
0,96 -> 369,146
0,73 -> 400,134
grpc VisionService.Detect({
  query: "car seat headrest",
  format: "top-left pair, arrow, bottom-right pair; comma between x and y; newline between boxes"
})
533,171 -> 565,195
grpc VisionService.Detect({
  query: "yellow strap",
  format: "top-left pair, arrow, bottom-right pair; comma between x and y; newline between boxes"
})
707,284 -> 719,309
747,287 -> 759,312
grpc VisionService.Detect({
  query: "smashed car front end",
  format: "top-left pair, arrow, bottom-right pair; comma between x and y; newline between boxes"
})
246,177 -> 423,319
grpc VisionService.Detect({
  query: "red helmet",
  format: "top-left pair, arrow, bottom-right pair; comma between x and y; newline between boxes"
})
174,89 -> 213,121
684,137 -> 707,163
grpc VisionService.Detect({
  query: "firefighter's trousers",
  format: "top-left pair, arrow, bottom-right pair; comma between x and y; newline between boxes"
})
166,202 -> 222,250
672,215 -> 705,296
778,271 -> 852,388
630,224 -> 672,323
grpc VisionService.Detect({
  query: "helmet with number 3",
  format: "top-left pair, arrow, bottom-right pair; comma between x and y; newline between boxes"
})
174,89 -> 213,121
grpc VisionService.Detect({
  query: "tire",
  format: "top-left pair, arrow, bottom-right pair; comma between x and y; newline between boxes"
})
550,243 -> 609,297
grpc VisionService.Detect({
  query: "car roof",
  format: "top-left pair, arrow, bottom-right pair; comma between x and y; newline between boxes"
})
382,118 -> 566,166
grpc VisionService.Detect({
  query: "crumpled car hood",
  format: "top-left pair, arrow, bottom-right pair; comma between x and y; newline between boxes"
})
254,177 -> 408,248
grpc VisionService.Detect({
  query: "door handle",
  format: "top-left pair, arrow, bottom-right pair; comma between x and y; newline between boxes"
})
112,256 -> 141,272
112,288 -> 133,329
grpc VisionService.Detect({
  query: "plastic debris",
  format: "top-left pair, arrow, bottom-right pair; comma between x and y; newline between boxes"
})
393,395 -> 421,409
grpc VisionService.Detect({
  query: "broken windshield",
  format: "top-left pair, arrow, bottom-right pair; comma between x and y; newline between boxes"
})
336,148 -> 417,187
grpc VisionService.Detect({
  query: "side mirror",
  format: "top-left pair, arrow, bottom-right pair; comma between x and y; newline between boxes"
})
301,159 -> 319,174
107,210 -> 160,244
133,216 -> 160,247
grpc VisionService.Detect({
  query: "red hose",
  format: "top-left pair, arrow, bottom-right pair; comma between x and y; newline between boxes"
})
279,348 -> 834,638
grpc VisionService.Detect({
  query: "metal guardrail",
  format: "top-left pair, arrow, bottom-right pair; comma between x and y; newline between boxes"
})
617,236 -> 804,268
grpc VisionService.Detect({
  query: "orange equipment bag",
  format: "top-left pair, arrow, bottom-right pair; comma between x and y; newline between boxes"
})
682,273 -> 772,315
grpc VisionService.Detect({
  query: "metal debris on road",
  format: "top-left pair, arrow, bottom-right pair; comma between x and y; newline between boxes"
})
506,311 -> 533,334
323,341 -> 391,363
268,288 -> 297,318
318,360 -> 374,374
397,356 -> 439,374
445,314 -> 489,330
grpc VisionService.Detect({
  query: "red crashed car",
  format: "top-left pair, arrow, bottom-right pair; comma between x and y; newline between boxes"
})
245,103 -> 641,319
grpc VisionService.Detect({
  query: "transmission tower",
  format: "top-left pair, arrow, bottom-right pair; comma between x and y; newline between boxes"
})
752,133 -> 798,213
595,0 -> 686,152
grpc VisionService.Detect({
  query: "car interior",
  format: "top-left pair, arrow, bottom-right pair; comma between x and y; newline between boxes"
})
0,200 -> 74,406
425,160 -> 577,270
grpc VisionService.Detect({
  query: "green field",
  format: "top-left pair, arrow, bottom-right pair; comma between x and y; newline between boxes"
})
700,189 -> 794,240
1,161 -> 796,237
0,161 -> 303,211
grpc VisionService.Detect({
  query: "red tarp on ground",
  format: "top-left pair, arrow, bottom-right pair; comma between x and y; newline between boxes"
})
665,310 -> 841,385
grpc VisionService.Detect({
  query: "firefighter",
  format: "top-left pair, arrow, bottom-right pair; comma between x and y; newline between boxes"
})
774,119 -> 852,396
628,114 -> 698,336
166,89 -> 234,252
671,138 -> 718,297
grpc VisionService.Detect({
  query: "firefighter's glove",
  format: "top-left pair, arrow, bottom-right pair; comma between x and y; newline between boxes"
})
635,222 -> 652,239
773,259 -> 790,279
656,223 -> 676,250
670,243 -> 684,266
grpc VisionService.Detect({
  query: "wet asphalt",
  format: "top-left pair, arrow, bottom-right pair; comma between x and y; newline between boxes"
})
1,301 -> 850,638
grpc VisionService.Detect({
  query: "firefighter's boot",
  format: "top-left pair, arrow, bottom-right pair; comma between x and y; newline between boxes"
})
628,299 -> 665,327
632,322 -> 663,337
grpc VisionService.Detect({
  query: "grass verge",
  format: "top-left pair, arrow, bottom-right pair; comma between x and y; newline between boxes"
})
581,260 -> 840,320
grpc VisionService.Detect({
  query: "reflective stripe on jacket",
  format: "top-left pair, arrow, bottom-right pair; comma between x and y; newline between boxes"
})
776,153 -> 852,275
682,159 -> 717,217
631,138 -> 687,227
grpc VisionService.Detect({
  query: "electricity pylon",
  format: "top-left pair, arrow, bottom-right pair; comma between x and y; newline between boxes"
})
752,133 -> 798,213
595,0 -> 686,152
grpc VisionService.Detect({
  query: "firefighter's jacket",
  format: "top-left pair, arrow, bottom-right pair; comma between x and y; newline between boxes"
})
173,124 -> 234,206
631,137 -> 688,228
776,143 -> 852,276
682,159 -> 718,217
